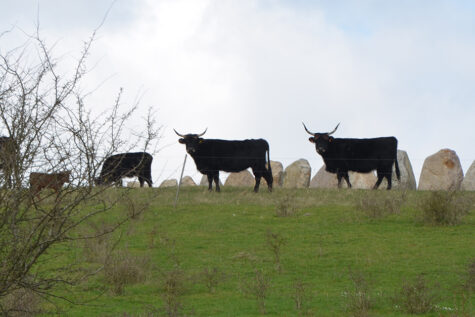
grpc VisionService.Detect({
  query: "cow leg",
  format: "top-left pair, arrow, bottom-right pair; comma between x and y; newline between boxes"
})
343,173 -> 352,188
385,172 -> 392,190
337,174 -> 343,188
138,177 -> 145,187
213,173 -> 221,192
373,174 -> 384,190
263,171 -> 273,192
253,175 -> 261,193
207,174 -> 213,191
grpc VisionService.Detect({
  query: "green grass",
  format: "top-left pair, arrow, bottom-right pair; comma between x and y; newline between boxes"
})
36,188 -> 475,316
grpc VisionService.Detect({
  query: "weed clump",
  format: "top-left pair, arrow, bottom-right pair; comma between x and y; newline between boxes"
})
355,191 -> 406,219
345,268 -> 372,317
393,274 -> 438,314
418,191 -> 471,225
275,193 -> 299,217
104,249 -> 150,295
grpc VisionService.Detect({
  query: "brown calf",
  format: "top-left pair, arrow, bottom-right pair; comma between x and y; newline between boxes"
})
29,171 -> 71,197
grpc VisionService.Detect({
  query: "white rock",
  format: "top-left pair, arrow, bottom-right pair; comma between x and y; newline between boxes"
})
283,159 -> 311,188
418,149 -> 464,191
461,161 -> 475,191
160,179 -> 178,188
224,170 -> 255,187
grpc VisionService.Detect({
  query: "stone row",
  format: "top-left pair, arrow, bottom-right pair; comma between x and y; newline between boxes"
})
149,149 -> 474,191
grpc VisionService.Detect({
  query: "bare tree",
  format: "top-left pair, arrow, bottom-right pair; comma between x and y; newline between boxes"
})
0,26 -> 160,315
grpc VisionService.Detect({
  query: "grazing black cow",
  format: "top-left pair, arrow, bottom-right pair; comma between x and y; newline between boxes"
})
303,123 -> 400,189
95,152 -> 153,187
174,129 -> 273,192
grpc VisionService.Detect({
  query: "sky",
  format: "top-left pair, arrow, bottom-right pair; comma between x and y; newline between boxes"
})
1,0 -> 474,186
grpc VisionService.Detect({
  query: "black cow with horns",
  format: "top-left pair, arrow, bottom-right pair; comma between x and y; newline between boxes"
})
174,128 -> 273,192
303,123 -> 400,190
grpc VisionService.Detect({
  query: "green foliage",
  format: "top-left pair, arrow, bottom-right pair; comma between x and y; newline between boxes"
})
32,187 -> 475,316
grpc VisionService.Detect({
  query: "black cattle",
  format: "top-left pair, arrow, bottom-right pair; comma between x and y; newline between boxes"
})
96,152 -> 153,187
174,129 -> 273,192
303,123 -> 400,189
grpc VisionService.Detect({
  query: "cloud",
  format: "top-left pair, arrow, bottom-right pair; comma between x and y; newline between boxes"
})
2,0 -> 474,184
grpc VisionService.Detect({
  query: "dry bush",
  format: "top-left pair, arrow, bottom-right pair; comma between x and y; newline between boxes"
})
242,268 -> 272,314
104,249 -> 150,295
464,258 -> 475,293
393,274 -> 438,314
199,267 -> 226,294
291,278 -> 312,312
418,191 -> 472,225
266,230 -> 286,273
0,288 -> 41,316
345,268 -> 372,317
160,268 -> 189,317
275,193 -> 300,217
355,191 -> 406,219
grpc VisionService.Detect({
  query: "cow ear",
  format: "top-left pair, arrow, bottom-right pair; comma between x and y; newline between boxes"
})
199,138 -> 204,144
329,136 -> 334,142
178,138 -> 185,144
308,137 -> 315,143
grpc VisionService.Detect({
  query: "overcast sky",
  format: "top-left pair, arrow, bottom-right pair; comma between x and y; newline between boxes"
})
2,0 -> 474,186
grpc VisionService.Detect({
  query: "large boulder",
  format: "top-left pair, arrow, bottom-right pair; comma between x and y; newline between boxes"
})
160,179 -> 177,188
310,166 -> 376,189
127,181 -> 141,188
418,149 -> 464,190
199,175 -> 223,187
283,159 -> 311,188
224,170 -> 255,187
261,160 -> 284,187
461,161 -> 475,191
379,150 -> 417,190
180,176 -> 196,187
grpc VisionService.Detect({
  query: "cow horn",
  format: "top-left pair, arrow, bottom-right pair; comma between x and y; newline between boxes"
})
302,122 -> 314,136
328,123 -> 340,135
197,128 -> 207,137
173,129 -> 186,137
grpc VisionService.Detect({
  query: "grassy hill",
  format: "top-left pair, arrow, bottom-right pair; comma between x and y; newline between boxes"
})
38,188 -> 474,316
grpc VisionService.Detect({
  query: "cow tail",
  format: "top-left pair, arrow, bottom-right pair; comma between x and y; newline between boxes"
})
266,141 -> 272,176
395,156 -> 401,181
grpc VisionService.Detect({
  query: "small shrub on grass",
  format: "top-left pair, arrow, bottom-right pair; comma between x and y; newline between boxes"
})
291,278 -> 312,312
1,287 -> 41,316
199,266 -> 226,293
418,191 -> 471,225
393,274 -> 438,314
265,230 -> 286,273
104,249 -> 150,295
464,258 -> 475,293
355,191 -> 406,219
242,268 -> 272,314
345,268 -> 372,317
275,193 -> 299,217
160,268 -> 188,317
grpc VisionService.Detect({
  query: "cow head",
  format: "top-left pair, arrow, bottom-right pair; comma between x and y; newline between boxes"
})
174,128 -> 207,155
303,123 -> 339,155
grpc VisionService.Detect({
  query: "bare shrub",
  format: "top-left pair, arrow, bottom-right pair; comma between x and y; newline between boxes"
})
275,193 -> 299,217
266,230 -> 286,273
464,258 -> 475,293
393,274 -> 437,314
243,268 -> 272,314
356,191 -> 406,219
199,267 -> 226,294
104,249 -> 150,295
160,268 -> 188,317
0,24 -> 160,306
291,278 -> 312,312
0,288 -> 41,316
345,268 -> 372,317
418,191 -> 471,225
